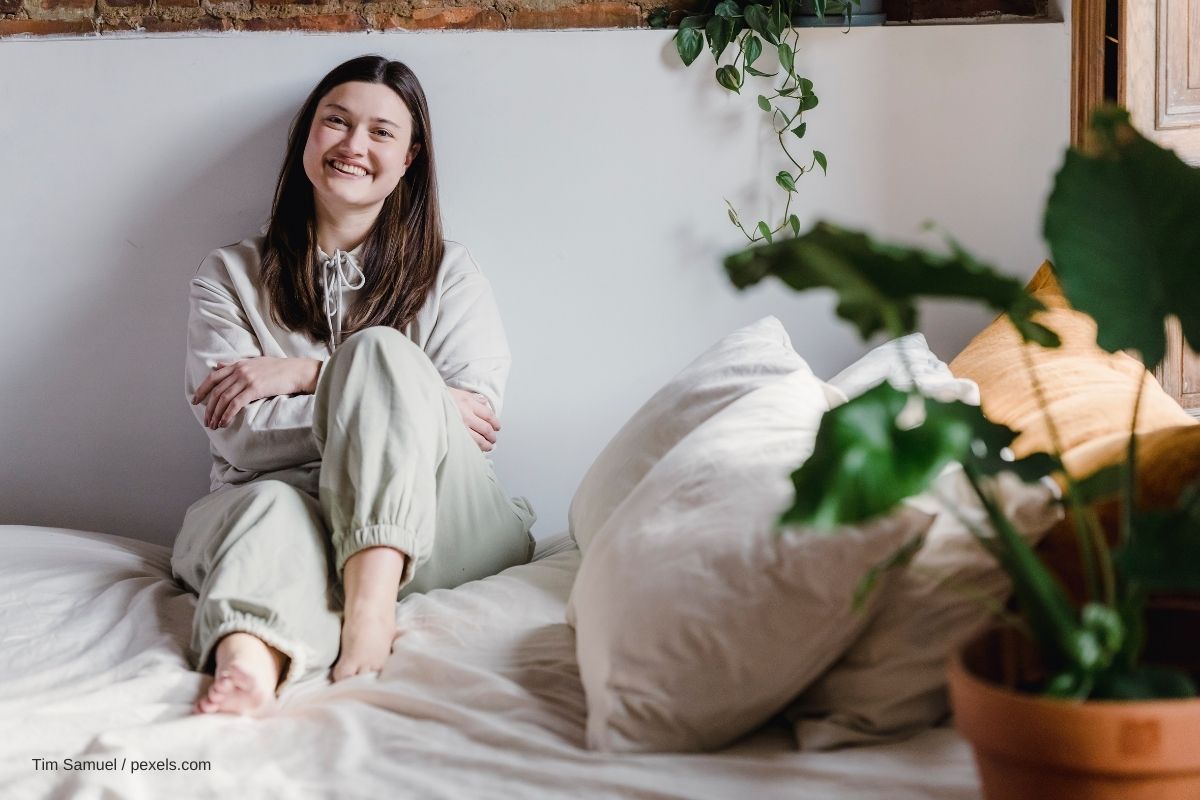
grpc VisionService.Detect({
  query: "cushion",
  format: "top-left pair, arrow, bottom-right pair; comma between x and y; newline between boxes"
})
950,260 -> 1197,602
789,337 -> 1061,750
828,333 -> 980,405
566,368 -> 935,753
790,467 -> 1062,749
568,316 -> 835,554
948,261 -> 1195,476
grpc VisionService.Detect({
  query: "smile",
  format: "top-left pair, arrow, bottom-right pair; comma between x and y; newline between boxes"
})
329,159 -> 368,177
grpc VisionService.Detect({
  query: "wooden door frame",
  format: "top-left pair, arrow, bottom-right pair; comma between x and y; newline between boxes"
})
1070,0 -> 1109,148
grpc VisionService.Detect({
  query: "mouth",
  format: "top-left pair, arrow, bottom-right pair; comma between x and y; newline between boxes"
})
328,159 -> 369,178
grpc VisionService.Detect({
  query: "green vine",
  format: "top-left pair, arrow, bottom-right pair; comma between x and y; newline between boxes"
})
651,0 -> 853,243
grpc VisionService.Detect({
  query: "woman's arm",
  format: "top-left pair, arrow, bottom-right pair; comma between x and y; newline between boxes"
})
423,246 -> 512,420
186,265 -> 326,474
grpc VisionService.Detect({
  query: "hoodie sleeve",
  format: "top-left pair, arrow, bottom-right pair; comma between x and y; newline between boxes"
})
185,258 -> 323,475
422,248 -> 512,419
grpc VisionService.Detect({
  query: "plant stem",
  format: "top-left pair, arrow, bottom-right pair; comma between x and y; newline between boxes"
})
1122,368 -> 1147,548
1018,342 -> 1110,605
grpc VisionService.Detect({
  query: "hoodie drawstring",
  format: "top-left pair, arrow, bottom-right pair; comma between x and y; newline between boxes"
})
322,250 -> 366,351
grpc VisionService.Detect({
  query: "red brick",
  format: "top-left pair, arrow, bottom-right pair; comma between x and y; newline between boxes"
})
240,12 -> 367,30
153,0 -> 201,8
372,6 -> 506,29
0,17 -> 92,33
509,1 -> 638,28
0,0 -> 21,13
141,14 -> 231,30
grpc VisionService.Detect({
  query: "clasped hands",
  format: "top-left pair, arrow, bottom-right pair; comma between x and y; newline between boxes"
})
192,356 -> 499,452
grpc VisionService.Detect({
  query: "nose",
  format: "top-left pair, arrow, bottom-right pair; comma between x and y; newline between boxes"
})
341,124 -> 370,156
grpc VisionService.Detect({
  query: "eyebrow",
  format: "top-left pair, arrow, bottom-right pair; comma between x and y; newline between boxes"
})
324,102 -> 401,128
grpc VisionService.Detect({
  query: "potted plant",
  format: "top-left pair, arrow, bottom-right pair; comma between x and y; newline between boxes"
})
722,106 -> 1200,798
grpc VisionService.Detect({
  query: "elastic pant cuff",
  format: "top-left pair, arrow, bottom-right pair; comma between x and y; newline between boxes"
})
334,524 -> 420,589
200,612 -> 308,695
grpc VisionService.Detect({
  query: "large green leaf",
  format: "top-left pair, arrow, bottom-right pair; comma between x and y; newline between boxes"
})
724,221 -> 1060,344
1044,106 -> 1200,368
779,384 -> 1047,528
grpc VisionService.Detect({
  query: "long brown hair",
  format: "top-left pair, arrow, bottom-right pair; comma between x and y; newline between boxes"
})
259,55 -> 444,344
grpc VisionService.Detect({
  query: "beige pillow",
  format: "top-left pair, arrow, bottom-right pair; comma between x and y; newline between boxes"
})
568,316 -> 815,555
790,467 -> 1062,749
567,369 -> 935,753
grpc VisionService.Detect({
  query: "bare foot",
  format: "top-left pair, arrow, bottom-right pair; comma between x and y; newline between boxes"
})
193,632 -> 287,715
331,604 -> 396,681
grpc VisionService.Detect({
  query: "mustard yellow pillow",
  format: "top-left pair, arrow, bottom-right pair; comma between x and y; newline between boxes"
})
948,261 -> 1195,476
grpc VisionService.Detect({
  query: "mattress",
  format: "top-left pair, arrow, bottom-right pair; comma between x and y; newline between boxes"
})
0,525 -> 981,800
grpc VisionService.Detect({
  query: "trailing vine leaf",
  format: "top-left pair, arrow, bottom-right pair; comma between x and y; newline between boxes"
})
1044,106 -> 1200,367
792,121 -> 807,138
800,93 -> 819,111
675,26 -> 704,66
714,0 -> 740,16
780,384 -> 1044,528
744,34 -> 762,64
756,220 -> 773,243
647,7 -> 669,27
775,171 -> 797,192
813,150 -> 827,175
724,221 -> 1060,345
757,94 -> 772,112
706,15 -> 736,60
716,65 -> 742,93
743,4 -> 776,45
778,42 -> 795,74
788,214 -> 801,235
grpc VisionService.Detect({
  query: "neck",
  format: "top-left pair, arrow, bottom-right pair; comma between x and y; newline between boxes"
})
313,200 -> 383,254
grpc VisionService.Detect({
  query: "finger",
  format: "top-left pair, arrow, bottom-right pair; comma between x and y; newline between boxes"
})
470,429 -> 493,453
219,388 -> 255,428
469,416 -> 498,445
195,362 -> 239,405
207,374 -> 243,428
472,397 -> 500,431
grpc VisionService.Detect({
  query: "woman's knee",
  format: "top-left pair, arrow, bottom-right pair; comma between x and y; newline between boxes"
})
337,326 -> 437,374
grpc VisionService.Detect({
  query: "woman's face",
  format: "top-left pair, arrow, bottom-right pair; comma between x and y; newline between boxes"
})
302,81 -> 420,221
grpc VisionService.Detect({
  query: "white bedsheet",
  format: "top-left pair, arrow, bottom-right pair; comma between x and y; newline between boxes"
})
0,525 -> 981,800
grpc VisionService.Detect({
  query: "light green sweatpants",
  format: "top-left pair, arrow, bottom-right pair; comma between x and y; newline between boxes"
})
170,326 -> 536,691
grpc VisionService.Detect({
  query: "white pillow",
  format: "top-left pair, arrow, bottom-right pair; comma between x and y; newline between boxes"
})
789,393 -> 1062,751
568,316 -> 822,555
828,333 -> 980,404
567,369 -> 935,753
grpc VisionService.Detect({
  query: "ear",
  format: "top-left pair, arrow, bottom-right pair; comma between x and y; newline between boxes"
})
405,142 -> 421,169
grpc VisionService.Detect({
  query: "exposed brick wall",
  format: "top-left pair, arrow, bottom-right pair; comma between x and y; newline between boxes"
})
0,0 -> 1048,38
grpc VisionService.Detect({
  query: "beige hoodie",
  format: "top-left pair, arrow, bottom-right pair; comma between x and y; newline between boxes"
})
185,235 -> 511,496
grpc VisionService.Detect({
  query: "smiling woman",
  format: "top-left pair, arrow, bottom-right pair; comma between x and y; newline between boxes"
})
174,54 -> 537,717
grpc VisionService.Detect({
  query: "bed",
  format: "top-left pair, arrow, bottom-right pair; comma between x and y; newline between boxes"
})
0,525 -> 980,800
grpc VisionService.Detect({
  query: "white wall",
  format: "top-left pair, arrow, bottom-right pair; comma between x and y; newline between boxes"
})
0,25 -> 1070,546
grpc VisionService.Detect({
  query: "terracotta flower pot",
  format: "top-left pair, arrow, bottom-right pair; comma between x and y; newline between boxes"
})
947,627 -> 1200,800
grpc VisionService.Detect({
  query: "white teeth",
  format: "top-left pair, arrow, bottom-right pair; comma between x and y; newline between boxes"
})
330,160 -> 367,177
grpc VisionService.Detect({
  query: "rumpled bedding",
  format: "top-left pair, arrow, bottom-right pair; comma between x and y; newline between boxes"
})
0,526 -> 980,800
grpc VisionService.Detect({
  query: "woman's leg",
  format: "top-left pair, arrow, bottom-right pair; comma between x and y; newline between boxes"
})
171,479 -> 342,712
313,326 -> 536,676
